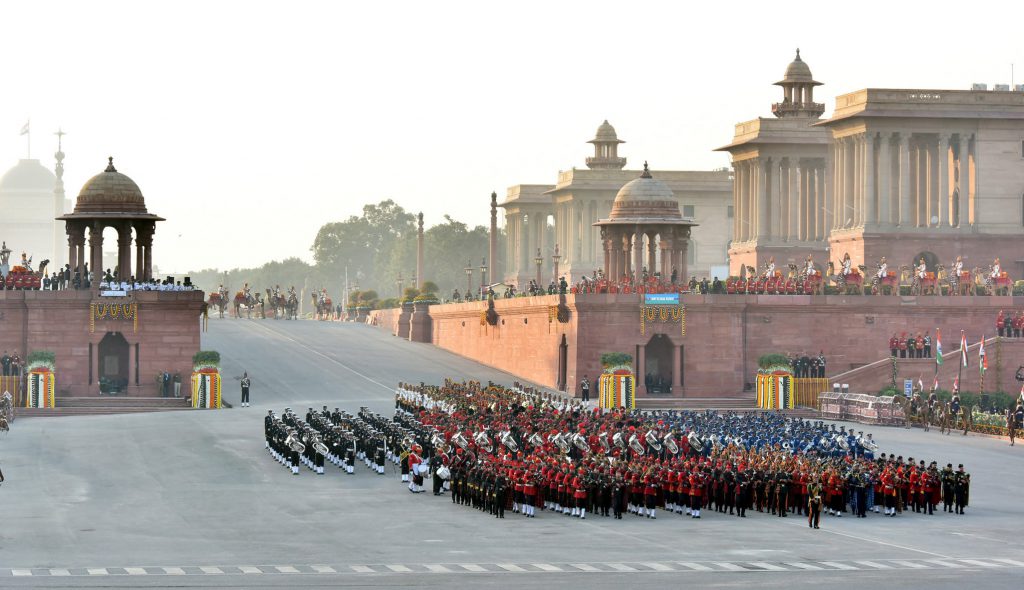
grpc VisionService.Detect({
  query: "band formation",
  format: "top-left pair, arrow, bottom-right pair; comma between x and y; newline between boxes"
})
262,380 -> 971,528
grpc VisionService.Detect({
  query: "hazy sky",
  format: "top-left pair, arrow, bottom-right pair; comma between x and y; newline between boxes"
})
1,1 -> 1021,273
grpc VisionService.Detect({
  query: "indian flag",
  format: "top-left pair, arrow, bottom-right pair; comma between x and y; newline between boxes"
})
979,336 -> 987,375
960,330 -> 968,367
935,329 -> 943,365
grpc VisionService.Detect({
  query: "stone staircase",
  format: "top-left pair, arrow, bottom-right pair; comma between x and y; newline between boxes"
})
15,396 -> 193,418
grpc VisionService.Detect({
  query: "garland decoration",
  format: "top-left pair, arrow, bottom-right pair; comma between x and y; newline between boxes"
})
640,304 -> 685,336
89,302 -> 139,333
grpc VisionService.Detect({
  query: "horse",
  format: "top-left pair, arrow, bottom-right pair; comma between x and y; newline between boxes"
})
314,296 -> 334,321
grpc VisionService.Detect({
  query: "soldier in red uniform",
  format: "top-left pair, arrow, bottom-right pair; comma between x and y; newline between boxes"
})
572,469 -> 587,518
523,470 -> 537,518
889,333 -> 898,357
689,467 -> 705,518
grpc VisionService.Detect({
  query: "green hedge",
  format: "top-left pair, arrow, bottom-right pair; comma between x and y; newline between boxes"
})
192,350 -> 221,367
601,352 -> 632,368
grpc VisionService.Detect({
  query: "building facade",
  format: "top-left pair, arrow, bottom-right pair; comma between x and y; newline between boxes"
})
502,122 -> 732,287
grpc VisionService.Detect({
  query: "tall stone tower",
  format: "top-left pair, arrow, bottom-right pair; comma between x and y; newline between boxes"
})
488,191 -> 498,285
53,129 -> 67,268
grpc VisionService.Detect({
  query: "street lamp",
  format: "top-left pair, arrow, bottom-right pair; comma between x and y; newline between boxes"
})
396,271 -> 404,298
464,261 -> 473,299
480,257 -> 488,291
551,244 -> 561,285
534,248 -> 543,289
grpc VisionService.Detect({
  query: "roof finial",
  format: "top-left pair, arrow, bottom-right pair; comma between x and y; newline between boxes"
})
105,156 -> 117,173
640,160 -> 651,178
795,48 -> 801,61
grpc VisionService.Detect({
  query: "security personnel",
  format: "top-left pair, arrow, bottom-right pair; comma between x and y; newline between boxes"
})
807,476 -> 823,529
954,464 -> 970,514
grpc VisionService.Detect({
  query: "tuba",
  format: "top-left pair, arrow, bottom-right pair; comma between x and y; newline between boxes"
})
451,432 -> 469,451
572,432 -> 589,453
430,430 -> 446,448
313,438 -> 330,456
628,433 -> 646,456
834,433 -> 850,451
598,432 -> 610,453
285,433 -> 306,454
612,432 -> 626,450
553,433 -> 570,454
687,431 -> 703,454
645,429 -> 662,452
663,432 -> 679,455
474,430 -> 493,454
527,432 -> 544,448
500,430 -> 519,453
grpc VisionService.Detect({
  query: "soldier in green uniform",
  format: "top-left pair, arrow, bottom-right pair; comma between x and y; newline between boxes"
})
807,476 -> 823,529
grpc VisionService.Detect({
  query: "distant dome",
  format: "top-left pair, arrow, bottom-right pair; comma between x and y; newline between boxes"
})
589,120 -> 624,144
614,164 -> 675,203
73,157 -> 148,214
777,49 -> 820,85
0,159 -> 56,193
605,163 -> 684,222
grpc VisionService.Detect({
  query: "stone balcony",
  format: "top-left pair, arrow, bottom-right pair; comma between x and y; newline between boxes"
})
771,101 -> 825,118
584,156 -> 627,169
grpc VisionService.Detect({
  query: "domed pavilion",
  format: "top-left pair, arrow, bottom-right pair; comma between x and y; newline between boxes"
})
594,162 -> 697,285
58,157 -> 164,282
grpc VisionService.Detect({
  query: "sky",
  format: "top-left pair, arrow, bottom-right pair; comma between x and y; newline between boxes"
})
1,1 -> 1022,273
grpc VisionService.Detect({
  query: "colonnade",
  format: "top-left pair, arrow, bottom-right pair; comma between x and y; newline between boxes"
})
600,225 -> 690,285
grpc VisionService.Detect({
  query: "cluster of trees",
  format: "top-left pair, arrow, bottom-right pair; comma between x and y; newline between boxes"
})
187,200 -> 504,309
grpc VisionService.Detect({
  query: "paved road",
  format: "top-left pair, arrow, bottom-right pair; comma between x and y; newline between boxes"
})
1,318 -> 1022,589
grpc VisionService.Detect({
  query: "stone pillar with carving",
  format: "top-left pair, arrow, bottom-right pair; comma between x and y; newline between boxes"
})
958,134 -> 971,227
898,134 -> 911,227
89,224 -> 104,285
938,134 -> 951,227
671,343 -> 682,393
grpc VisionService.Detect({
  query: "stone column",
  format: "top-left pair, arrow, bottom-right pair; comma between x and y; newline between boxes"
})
959,134 -> 971,227
865,133 -> 876,229
791,159 -> 802,239
832,141 -> 842,230
899,134 -> 911,226
779,159 -> 790,240
918,141 -> 929,227
633,227 -> 644,285
637,344 -> 646,395
678,231 -> 690,286
135,233 -> 144,282
815,163 -> 826,240
877,133 -> 892,226
846,137 -> 857,228
732,162 -> 742,242
89,224 -> 103,284
757,159 -> 769,240
735,162 -> 746,241
938,134 -> 951,227
116,225 -> 132,281
672,343 -> 682,393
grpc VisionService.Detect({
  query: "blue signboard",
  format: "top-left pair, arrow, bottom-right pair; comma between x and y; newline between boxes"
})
903,379 -> 913,396
643,293 -> 679,305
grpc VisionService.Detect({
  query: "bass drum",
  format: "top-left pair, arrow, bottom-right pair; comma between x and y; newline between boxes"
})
436,465 -> 451,480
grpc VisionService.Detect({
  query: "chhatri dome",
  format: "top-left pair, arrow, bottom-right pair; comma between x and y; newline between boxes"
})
586,120 -> 627,169
69,157 -> 153,216
772,49 -> 825,119
603,162 -> 689,222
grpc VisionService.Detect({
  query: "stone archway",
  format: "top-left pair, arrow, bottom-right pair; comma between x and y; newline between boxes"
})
644,334 -> 675,394
98,332 -> 129,394
910,251 -> 939,273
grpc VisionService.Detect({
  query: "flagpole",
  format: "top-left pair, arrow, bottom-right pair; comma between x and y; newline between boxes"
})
957,329 -> 964,394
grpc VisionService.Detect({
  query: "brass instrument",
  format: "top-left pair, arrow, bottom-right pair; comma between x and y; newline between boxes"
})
474,430 -> 493,454
598,432 -> 611,453
645,429 -> 662,452
500,430 -> 519,453
313,438 -> 330,456
527,432 -> 544,448
663,432 -> 679,455
553,433 -> 570,454
687,431 -> 703,454
451,432 -> 469,450
571,432 -> 589,453
612,432 -> 626,449
430,430 -> 446,448
628,433 -> 645,456
285,433 -> 306,454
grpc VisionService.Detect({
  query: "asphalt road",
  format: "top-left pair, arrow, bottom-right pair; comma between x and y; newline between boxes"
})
2,318 -> 1023,589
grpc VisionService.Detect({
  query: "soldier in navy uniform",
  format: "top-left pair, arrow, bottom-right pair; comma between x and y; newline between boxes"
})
954,464 -> 970,514
240,372 -> 251,407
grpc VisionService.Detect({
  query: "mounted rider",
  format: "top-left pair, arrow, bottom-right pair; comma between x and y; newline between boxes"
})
804,254 -> 817,278
217,284 -> 228,299
842,253 -> 854,277
991,257 -> 1001,279
876,256 -> 887,280
953,255 -> 964,279
916,257 -> 927,280
764,256 -> 777,279
243,282 -> 252,299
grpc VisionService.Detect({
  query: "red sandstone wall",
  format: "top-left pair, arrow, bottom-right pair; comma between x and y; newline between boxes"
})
368,308 -> 401,334
0,290 -> 204,397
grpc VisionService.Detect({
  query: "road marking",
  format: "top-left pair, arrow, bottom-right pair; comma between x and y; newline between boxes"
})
12,570 -> 32,576
820,561 -> 859,570
748,562 -> 787,571
351,565 -> 375,573
642,562 -> 674,571
200,566 -> 223,574
87,568 -> 108,575
713,562 -> 747,571
238,566 -> 262,574
424,564 -> 452,573
992,559 -> 1024,567
386,564 -> 412,572
497,563 -> 526,572
163,567 -> 186,575
311,565 -> 336,573
855,561 -> 892,569
607,563 -> 637,572
532,563 -> 562,572
49,569 -> 71,576
124,567 -> 147,575
571,563 -> 601,572
813,528 -> 951,559
890,561 -> 927,569
459,564 -> 487,572
677,562 -> 714,571
275,566 -> 300,573
959,559 -> 1000,568
786,562 -> 823,570
924,559 -> 965,568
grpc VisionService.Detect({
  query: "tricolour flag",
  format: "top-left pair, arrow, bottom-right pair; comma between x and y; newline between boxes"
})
979,336 -> 988,375
19,120 -> 29,136
953,375 -> 960,394
960,330 -> 968,367
932,374 -> 939,391
935,329 -> 943,366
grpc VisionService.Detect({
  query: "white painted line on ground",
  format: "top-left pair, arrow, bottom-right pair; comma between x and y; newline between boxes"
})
424,564 -> 452,573
87,568 -> 108,576
532,563 -> 562,572
386,565 -> 412,572
815,529 -> 951,559
607,563 -> 637,572
958,559 -> 1000,568
677,562 -> 714,571
570,563 -> 601,572
889,561 -> 927,569
785,562 -> 823,570
163,567 -> 186,575
49,569 -> 71,576
713,562 -> 746,571
749,562 -> 787,571
642,562 -> 674,571
12,570 -> 32,577
350,565 -> 375,573
820,562 -> 859,570
238,566 -> 262,574
992,559 -> 1024,567
311,565 -> 336,573
925,559 -> 965,568
459,564 -> 487,572
275,566 -> 300,573
125,567 -> 147,575
855,561 -> 892,569
200,566 -> 223,574
497,563 -> 526,572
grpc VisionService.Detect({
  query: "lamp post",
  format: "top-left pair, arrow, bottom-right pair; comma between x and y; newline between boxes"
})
480,257 -> 488,291
396,272 -> 404,298
534,248 -> 543,289
551,244 -> 561,285
464,261 -> 473,299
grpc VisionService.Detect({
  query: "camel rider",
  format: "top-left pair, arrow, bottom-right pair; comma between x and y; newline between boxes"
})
953,255 -> 964,278
273,284 -> 281,297
991,257 -> 1001,279
876,257 -> 888,280
766,256 -> 776,278
288,286 -> 296,297
805,255 -> 817,277
243,282 -> 251,298
916,257 -> 927,280
842,253 -> 853,276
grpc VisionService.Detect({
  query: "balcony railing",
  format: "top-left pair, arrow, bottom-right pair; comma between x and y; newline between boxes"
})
771,101 -> 825,117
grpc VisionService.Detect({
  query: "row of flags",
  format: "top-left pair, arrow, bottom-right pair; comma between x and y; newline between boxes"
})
927,329 -> 1013,394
